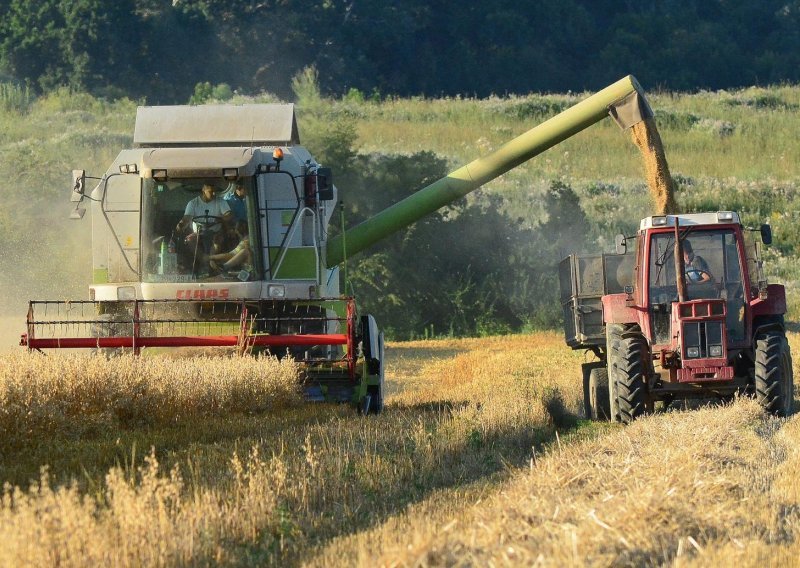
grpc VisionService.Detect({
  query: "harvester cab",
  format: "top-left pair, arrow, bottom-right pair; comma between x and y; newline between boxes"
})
25,75 -> 672,414
561,212 -> 793,423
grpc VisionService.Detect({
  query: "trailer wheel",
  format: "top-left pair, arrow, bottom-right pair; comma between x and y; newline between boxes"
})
589,367 -> 611,420
582,362 -> 608,421
755,331 -> 794,417
607,324 -> 649,424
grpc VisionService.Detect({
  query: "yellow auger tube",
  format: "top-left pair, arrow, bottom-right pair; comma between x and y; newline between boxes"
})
326,75 -> 652,267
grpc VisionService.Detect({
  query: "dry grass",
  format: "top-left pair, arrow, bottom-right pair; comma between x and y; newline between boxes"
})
316,400 -> 800,567
0,352 -> 302,453
0,333 -> 585,566
0,333 -> 797,566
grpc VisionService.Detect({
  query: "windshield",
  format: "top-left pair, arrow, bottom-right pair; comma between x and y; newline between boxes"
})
141,177 -> 258,283
648,229 -> 746,343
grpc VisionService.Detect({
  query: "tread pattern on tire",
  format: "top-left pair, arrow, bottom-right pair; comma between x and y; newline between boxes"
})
608,325 -> 648,424
755,331 -> 793,417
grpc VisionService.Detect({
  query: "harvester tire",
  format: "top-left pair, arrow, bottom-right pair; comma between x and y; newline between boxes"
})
755,331 -> 794,417
363,332 -> 386,415
607,324 -> 648,424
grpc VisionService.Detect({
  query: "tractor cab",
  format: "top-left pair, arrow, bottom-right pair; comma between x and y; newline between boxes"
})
642,213 -> 758,346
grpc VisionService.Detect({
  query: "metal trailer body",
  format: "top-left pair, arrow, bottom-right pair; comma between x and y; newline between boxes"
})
561,212 -> 794,422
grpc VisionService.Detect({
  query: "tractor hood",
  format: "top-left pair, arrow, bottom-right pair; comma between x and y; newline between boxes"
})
140,147 -> 262,179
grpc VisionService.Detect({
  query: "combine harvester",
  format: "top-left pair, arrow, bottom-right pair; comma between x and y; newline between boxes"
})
23,76 -> 658,414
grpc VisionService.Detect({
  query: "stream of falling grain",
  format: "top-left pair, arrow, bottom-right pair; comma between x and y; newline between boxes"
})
630,117 -> 678,214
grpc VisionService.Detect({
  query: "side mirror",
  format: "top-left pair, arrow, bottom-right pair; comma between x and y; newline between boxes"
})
317,167 -> 334,201
615,233 -> 627,255
760,224 -> 772,245
70,170 -> 86,202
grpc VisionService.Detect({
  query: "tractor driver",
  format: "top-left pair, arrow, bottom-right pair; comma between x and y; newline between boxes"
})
175,183 -> 234,253
683,240 -> 713,284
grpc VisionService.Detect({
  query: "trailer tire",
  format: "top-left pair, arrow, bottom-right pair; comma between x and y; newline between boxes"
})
755,331 -> 794,417
582,362 -> 608,421
589,367 -> 611,421
607,324 -> 648,424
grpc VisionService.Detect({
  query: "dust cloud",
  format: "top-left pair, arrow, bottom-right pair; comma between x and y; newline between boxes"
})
0,214 -> 91,352
630,118 -> 678,215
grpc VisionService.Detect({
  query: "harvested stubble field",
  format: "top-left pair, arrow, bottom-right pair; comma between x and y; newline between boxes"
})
0,333 -> 798,567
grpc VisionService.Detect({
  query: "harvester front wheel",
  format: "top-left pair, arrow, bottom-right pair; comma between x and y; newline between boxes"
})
607,324 -> 649,424
755,331 -> 794,417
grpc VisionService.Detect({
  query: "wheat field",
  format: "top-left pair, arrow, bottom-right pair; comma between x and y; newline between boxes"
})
0,332 -> 797,566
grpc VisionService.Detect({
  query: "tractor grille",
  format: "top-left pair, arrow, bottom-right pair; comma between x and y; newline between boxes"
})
683,321 -> 724,359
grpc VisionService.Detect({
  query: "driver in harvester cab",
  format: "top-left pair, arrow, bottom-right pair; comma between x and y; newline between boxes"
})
683,240 -> 713,284
175,183 -> 233,254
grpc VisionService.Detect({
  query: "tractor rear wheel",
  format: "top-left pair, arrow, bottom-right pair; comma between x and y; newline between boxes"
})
607,323 -> 649,424
755,331 -> 794,417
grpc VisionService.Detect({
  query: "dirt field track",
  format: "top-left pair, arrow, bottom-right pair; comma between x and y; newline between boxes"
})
0,331 -> 797,567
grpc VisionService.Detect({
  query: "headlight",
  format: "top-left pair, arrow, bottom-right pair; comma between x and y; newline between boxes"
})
117,286 -> 136,301
717,211 -> 734,221
268,284 -> 286,298
686,347 -> 700,358
709,345 -> 723,357
652,216 -> 668,226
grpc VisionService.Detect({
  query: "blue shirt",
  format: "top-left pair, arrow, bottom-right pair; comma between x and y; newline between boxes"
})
224,191 -> 247,222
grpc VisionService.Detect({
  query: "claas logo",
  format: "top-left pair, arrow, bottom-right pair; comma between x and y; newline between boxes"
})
176,289 -> 230,300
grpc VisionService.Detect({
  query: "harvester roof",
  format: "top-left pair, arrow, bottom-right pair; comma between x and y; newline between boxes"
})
133,104 -> 300,148
639,212 -> 740,230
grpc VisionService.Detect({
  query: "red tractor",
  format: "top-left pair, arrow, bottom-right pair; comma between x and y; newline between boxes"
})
561,211 -> 794,423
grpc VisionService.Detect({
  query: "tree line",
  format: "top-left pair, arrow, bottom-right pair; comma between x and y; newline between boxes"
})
1,0 -> 799,103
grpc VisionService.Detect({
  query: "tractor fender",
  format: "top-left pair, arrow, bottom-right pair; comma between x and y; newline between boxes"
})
602,293 -> 639,325
750,284 -> 787,318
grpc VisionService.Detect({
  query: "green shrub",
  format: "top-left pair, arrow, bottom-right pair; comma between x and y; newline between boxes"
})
0,82 -> 33,114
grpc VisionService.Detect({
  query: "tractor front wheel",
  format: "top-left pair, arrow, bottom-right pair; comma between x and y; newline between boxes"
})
607,323 -> 649,424
755,331 -> 794,417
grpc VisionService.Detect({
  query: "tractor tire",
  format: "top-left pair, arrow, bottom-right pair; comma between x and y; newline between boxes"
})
754,330 -> 794,417
607,323 -> 649,424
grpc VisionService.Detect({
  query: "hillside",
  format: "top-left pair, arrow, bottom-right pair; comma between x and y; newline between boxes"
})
0,334 -> 797,566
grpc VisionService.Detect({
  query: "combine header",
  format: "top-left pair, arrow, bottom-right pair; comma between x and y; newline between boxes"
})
24,76 -> 660,413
